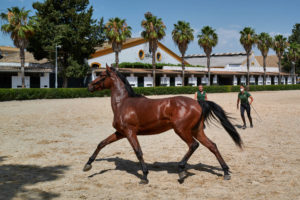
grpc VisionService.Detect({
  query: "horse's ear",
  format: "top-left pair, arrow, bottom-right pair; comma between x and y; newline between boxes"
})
106,64 -> 112,72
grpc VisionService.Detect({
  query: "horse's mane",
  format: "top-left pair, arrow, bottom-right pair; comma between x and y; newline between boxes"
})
110,67 -> 143,98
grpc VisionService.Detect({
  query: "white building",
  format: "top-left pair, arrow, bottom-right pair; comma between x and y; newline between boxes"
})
0,46 -> 53,88
88,38 -> 294,86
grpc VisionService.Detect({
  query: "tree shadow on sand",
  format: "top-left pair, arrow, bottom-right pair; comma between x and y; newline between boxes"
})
88,157 -> 223,182
0,156 -> 69,200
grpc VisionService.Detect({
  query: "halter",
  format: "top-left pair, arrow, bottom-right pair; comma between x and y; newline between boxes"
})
93,70 -> 110,89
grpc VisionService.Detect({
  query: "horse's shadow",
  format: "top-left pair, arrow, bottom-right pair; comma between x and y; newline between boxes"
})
0,156 -> 69,200
89,156 -> 223,182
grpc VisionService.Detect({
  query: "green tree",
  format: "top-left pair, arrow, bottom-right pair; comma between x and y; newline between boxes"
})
197,26 -> 218,86
141,12 -> 166,87
256,32 -> 272,85
104,17 -> 131,70
1,7 -> 34,88
240,27 -> 256,86
272,34 -> 289,83
286,43 -> 300,84
172,21 -> 194,86
27,0 -> 105,88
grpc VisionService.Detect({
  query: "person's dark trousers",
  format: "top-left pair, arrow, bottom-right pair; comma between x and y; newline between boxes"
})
240,103 -> 253,128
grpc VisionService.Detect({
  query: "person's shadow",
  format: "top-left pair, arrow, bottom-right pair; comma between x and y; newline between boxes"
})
0,156 -> 69,200
88,156 -> 223,182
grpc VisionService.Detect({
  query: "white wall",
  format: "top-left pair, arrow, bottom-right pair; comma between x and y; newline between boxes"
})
12,76 -> 30,88
88,42 -> 181,67
40,73 -> 50,88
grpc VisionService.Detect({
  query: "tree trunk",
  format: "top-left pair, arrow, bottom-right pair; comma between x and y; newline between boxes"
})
278,56 -> 281,85
207,55 -> 210,86
20,47 -> 25,88
152,47 -> 156,87
293,62 -> 296,84
115,51 -> 119,70
63,76 -> 68,88
182,54 -> 185,86
263,55 -> 266,85
247,53 -> 250,86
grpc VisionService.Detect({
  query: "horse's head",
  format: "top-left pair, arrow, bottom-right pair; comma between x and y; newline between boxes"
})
88,65 -> 115,92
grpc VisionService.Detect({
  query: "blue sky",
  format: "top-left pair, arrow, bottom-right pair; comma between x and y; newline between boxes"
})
1,0 -> 299,56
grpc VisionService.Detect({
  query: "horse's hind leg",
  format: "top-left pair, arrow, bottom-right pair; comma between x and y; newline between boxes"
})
174,128 -> 199,183
83,131 -> 124,172
194,126 -> 231,180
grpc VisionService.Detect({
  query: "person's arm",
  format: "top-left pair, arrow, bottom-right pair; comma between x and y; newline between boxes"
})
249,95 -> 254,105
205,93 -> 208,100
194,92 -> 197,100
237,96 -> 240,109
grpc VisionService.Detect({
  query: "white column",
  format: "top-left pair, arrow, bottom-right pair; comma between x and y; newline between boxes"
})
40,73 -> 50,88
240,75 -> 246,85
258,76 -> 263,85
175,74 -> 182,86
91,70 -> 97,81
12,75 -> 30,88
126,74 -> 137,87
201,75 -> 207,85
274,76 -> 278,85
233,75 -> 237,85
287,76 -> 292,85
144,74 -> 153,87
160,74 -> 170,86
281,76 -> 286,84
250,75 -> 255,85
213,75 -> 218,85
188,75 -> 197,86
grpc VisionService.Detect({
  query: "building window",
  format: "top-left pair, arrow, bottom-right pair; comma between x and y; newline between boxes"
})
91,62 -> 101,68
156,52 -> 162,61
138,50 -> 145,60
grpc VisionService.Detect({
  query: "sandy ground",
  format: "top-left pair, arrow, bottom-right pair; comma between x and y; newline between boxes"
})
0,90 -> 300,200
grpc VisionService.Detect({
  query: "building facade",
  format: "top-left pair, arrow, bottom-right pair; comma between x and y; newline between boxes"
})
0,46 -> 53,88
88,38 -> 294,87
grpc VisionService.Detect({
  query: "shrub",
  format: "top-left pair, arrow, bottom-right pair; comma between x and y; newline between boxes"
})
0,84 -> 299,101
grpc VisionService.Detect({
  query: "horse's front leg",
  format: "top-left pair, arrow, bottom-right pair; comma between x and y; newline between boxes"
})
83,131 -> 124,172
126,130 -> 149,184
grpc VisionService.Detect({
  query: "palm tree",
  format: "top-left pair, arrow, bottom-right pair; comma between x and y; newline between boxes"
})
272,34 -> 289,84
1,7 -> 34,88
286,42 -> 300,84
197,26 -> 218,86
172,21 -> 194,86
240,27 -> 256,86
104,17 -> 131,70
141,12 -> 166,87
256,32 -> 272,85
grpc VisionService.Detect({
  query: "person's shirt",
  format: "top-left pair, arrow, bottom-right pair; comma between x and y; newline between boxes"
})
238,91 -> 251,105
197,90 -> 206,101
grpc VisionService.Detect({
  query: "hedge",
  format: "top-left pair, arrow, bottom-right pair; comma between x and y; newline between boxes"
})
0,84 -> 299,101
114,62 -> 204,69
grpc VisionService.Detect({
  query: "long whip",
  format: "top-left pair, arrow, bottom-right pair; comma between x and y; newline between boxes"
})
251,104 -> 263,122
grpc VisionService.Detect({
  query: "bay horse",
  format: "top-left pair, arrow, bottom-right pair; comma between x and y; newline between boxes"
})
83,65 -> 242,184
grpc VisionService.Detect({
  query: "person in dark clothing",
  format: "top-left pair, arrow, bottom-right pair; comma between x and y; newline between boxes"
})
194,84 -> 207,101
237,85 -> 254,129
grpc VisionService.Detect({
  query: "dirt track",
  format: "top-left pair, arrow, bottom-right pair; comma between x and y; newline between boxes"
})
1,90 -> 300,200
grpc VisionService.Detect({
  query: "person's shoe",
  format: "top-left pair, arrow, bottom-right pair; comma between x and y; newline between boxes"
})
242,125 -> 246,129
250,124 -> 253,128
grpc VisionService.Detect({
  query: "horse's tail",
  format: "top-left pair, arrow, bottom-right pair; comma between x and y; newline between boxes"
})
198,100 -> 243,149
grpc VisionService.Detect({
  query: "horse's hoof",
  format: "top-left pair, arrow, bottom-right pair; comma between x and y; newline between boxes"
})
178,170 -> 187,180
83,164 -> 92,172
178,178 -> 184,184
224,174 -> 231,180
139,179 -> 149,184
